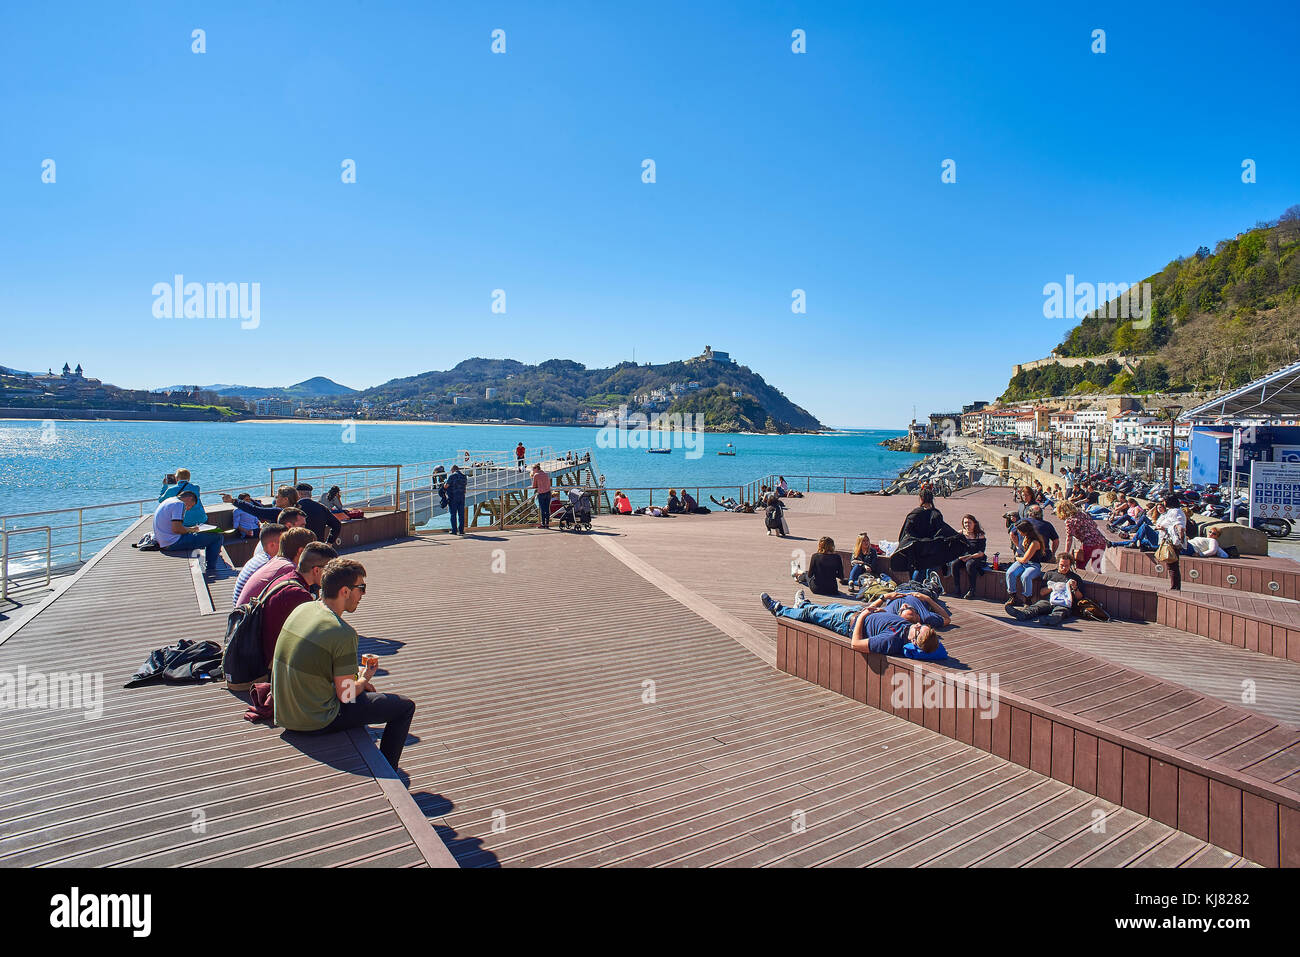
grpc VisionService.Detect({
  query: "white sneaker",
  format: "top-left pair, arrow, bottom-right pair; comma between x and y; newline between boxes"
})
926,570 -> 944,595
793,588 -> 808,606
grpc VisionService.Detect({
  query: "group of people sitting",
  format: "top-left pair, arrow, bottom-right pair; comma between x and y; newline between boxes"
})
152,468 -> 357,577
236,528 -> 416,769
609,487 -> 711,517
149,467 -> 415,768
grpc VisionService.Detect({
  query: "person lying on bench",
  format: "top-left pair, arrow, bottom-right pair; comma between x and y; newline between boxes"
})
1188,525 -> 1228,558
760,591 -> 940,656
863,590 -> 951,627
1006,553 -> 1083,626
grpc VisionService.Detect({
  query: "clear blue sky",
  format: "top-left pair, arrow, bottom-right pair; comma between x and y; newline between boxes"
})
2,1 -> 1297,429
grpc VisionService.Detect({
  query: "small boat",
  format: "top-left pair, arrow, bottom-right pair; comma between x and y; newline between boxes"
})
717,443 -> 736,456
647,448 -> 672,454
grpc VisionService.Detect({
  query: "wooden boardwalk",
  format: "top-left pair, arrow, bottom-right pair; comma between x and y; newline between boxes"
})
0,530 -> 442,868
331,528 -> 1247,867
0,486 -> 1273,867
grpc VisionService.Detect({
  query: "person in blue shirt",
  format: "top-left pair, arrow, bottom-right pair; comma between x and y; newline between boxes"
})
158,467 -> 207,526
872,591 -> 950,628
444,465 -> 468,535
761,592 -> 939,656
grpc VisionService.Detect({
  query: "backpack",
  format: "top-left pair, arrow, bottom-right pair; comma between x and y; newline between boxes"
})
222,576 -> 300,684
765,505 -> 783,530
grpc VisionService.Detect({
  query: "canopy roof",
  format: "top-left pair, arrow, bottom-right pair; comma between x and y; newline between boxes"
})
1182,360 -> 1300,421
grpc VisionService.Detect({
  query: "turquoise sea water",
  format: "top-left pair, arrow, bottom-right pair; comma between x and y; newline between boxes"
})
0,420 -> 922,519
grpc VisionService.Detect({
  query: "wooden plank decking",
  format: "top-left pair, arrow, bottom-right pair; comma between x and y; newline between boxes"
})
0,485 -> 1269,867
0,533 -> 440,867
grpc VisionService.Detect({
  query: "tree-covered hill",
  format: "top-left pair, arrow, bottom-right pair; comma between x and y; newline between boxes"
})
348,355 -> 824,431
1003,207 -> 1300,401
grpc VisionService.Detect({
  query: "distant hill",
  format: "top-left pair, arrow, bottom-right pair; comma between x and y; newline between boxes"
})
156,377 -> 357,399
351,356 -> 824,432
1002,206 -> 1300,401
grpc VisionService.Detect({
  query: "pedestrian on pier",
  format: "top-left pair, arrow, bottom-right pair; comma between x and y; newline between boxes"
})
532,464 -> 553,528
445,465 -> 467,535
515,442 -> 526,469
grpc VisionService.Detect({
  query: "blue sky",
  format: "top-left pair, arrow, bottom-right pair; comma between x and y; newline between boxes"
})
1,1 -> 1297,429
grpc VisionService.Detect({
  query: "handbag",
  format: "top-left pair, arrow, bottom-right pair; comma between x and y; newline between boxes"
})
1155,542 -> 1178,564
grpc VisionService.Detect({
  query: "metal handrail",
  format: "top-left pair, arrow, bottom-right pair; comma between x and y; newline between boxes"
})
2,526 -> 52,600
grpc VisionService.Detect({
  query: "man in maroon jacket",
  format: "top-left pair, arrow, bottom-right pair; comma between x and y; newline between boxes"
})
259,541 -> 338,667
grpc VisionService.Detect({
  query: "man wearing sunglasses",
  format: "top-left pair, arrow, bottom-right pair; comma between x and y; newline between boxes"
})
271,558 -> 417,770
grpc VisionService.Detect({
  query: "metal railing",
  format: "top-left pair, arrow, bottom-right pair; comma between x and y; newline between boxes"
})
1,526 -> 52,601
751,474 -> 904,495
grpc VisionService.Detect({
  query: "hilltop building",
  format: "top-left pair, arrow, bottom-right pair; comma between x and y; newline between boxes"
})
691,345 -> 734,365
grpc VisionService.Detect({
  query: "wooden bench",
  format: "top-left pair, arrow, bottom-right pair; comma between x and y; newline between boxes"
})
1109,545 -> 1300,599
775,611 -> 1300,867
224,509 -> 411,567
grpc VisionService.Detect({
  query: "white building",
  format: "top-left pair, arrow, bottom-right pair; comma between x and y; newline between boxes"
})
1012,413 -> 1038,439
485,387 -> 498,400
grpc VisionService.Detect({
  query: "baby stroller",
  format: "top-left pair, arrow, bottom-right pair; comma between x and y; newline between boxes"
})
556,488 -> 593,532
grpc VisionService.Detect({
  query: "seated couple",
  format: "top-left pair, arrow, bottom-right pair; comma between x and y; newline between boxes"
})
760,588 -> 945,657
775,477 -> 804,499
794,535 -> 886,595
665,489 -> 709,514
152,489 -> 226,576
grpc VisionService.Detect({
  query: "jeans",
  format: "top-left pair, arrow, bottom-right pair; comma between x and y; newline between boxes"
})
447,493 -> 465,534
166,531 -> 224,569
537,491 -> 552,527
323,691 -> 417,768
950,557 -> 982,594
1012,600 -> 1072,625
775,600 -> 858,638
1005,561 -> 1041,599
848,557 -> 875,585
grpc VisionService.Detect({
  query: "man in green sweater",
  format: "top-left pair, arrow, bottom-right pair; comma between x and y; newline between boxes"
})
271,558 -> 416,769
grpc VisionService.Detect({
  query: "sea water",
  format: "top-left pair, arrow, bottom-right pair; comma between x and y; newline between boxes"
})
0,420 -> 923,570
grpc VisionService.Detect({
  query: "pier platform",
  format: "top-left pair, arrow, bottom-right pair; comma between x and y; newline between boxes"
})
3,485 -> 1287,867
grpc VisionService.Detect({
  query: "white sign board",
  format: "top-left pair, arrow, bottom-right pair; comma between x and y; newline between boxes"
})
1249,461 -> 1300,522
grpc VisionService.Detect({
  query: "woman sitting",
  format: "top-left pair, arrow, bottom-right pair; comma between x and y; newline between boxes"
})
665,489 -> 683,514
1005,521 -> 1047,608
796,537 -> 845,596
613,490 -> 633,514
949,515 -> 987,599
1056,499 -> 1109,572
846,532 -> 881,587
323,485 -> 348,515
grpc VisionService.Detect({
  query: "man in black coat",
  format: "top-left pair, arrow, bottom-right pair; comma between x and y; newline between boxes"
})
291,483 -> 342,545
896,489 -> 959,585
444,465 -> 468,535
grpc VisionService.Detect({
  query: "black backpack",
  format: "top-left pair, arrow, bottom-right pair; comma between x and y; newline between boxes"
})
223,577 -> 300,684
765,504 -> 783,530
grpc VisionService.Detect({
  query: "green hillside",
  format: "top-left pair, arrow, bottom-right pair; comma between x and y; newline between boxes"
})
348,356 -> 824,431
1003,207 -> 1300,401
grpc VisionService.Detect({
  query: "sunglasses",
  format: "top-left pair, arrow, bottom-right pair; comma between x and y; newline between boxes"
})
349,583 -> 367,594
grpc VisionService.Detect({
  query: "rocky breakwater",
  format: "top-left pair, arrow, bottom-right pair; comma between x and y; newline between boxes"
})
883,445 -> 999,495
